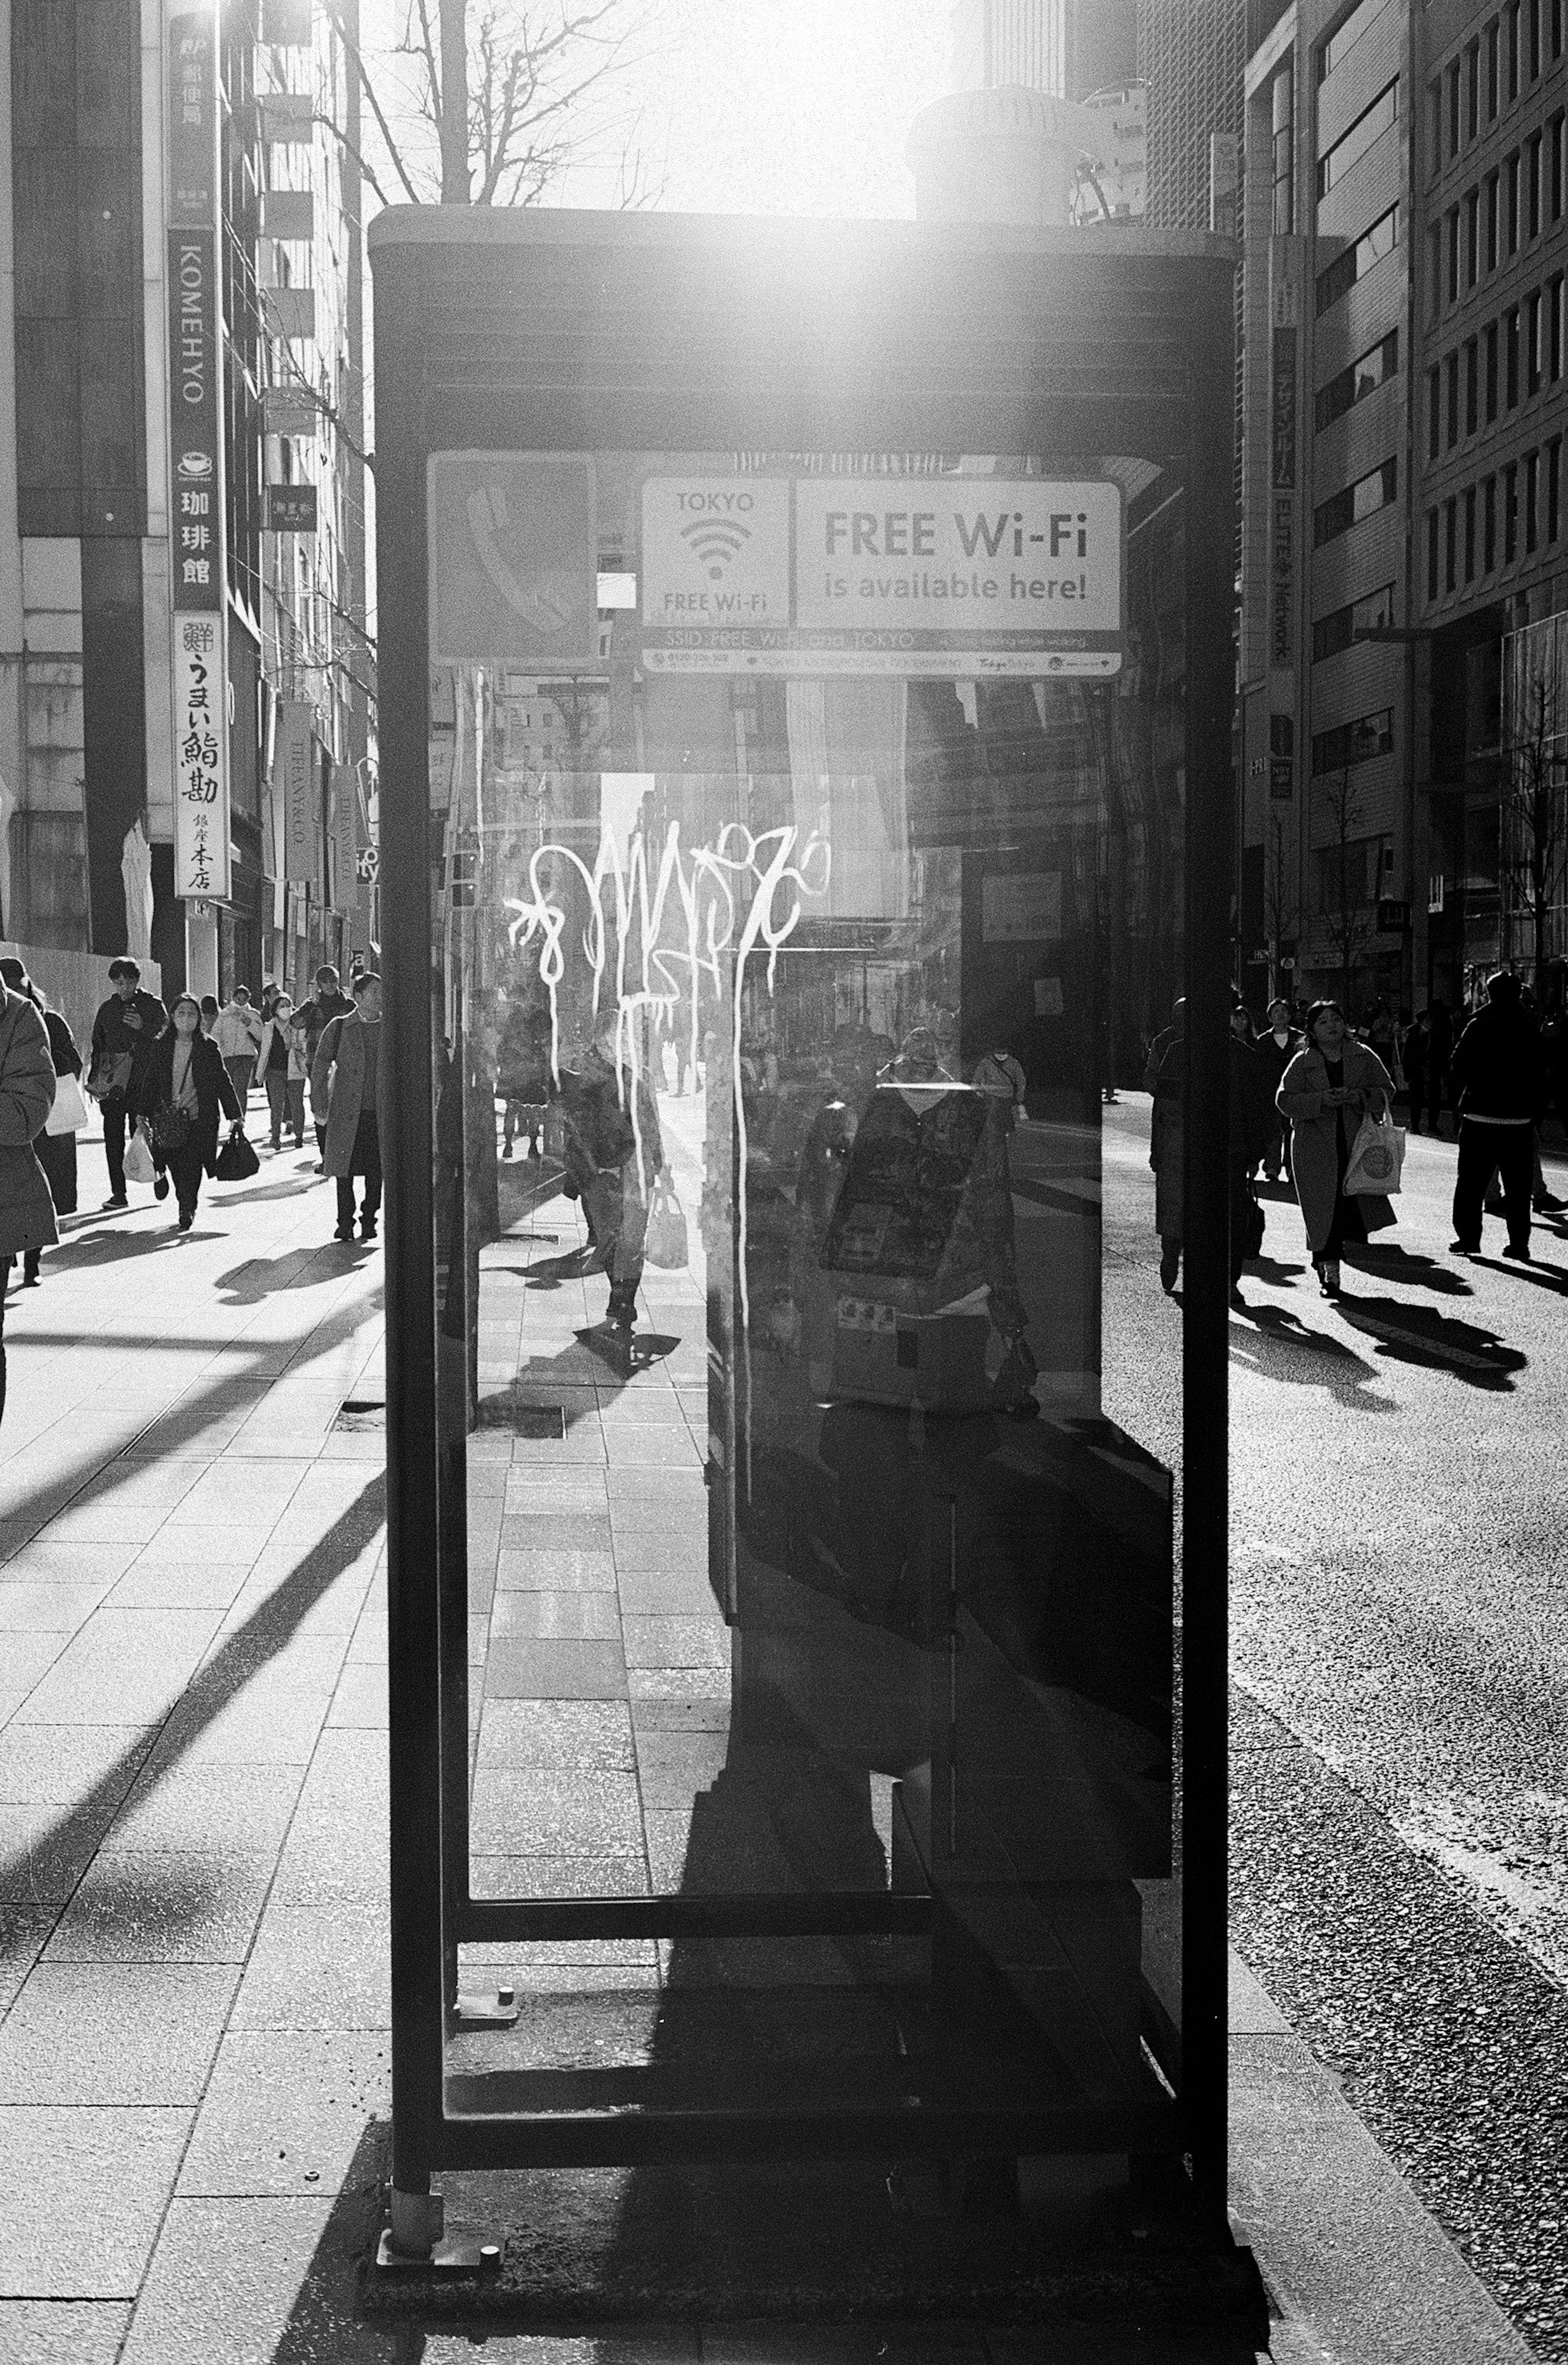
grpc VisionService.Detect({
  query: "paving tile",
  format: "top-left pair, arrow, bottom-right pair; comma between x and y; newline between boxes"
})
491,1590 -> 623,1640
116,2195 -> 394,2365
0,1904 -> 56,2013
606,1531 -> 708,1577
120,1526 -> 268,1569
40,1503 -> 171,1545
629,1694 -> 733,1735
229,1901 -> 389,2031
0,1630 -> 67,1701
13,1610 -> 223,1726
604,1425 -> 704,1468
622,1616 -> 731,1671
469,1767 -> 645,1857
617,1571 -> 725,1618
495,1548 -> 618,1591
177,2029 -> 390,2197
0,1962 -> 239,2102
144,1681 -> 332,1769
471,1853 -> 651,1899
0,1798 -> 122,1904
628,1667 -> 731,1701
481,1639 -> 628,1699
635,1733 -> 733,1806
269,1810 -> 387,1906
0,1539 -> 139,1584
102,1763 -> 306,1855
0,2106 -> 191,2296
325,1663 -> 387,1727
475,1699 -> 637,1769
74,1457 -> 211,1510
0,2300 -> 132,2362
45,1851 -> 276,1964
0,1578 -> 119,1630
499,1513 -> 613,1553
0,1724 -> 157,1807
106,1561 -> 253,1610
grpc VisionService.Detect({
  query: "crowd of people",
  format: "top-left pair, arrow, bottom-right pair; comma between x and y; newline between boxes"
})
1147,975 -> 1567,1305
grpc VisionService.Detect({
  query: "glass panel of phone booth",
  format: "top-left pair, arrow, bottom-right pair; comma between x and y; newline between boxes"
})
430,450 -> 1181,2122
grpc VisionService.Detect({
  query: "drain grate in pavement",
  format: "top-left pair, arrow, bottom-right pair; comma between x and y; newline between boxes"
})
476,1394 -> 566,1438
335,1399 -> 386,1431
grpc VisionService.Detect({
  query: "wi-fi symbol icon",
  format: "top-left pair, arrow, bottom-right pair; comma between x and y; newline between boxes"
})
679,516 -> 751,579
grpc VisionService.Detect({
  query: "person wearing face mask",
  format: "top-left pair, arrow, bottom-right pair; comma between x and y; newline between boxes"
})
132,994 -> 244,1231
256,991 -> 308,1151
1253,998 -> 1302,1181
1276,999 -> 1396,1298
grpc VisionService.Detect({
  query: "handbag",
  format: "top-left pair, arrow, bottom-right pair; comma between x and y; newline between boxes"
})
149,1103 -> 193,1152
87,1050 -> 133,1100
45,1073 -> 90,1136
644,1174 -> 688,1269
123,1126 -> 156,1187
214,1130 -> 260,1182
1344,1109 -> 1406,1195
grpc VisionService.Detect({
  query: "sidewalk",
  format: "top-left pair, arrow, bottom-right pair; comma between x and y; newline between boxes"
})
0,1113 -> 1534,2362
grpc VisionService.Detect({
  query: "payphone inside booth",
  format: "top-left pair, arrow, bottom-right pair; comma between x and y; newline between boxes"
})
371,208 -> 1238,2271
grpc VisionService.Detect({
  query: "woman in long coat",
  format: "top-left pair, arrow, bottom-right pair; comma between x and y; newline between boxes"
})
132,993 -> 243,1231
1277,999 -> 1396,1298
0,981 -> 58,1424
0,959 -> 80,1269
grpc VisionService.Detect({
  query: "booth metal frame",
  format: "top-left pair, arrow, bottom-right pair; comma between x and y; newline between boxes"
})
369,205 -> 1237,2251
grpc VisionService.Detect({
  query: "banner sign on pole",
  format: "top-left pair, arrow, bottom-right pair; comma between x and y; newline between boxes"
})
277,700 -> 321,891
266,483 -> 318,532
330,764 -> 363,909
167,0 -> 230,897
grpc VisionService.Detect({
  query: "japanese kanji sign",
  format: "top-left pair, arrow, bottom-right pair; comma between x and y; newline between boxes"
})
173,616 -> 230,899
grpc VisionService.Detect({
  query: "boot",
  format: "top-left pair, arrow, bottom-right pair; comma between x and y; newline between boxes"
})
605,1279 -> 637,1328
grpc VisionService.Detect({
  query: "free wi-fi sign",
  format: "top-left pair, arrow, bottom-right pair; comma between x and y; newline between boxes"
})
642,478 -> 791,626
678,512 -> 754,580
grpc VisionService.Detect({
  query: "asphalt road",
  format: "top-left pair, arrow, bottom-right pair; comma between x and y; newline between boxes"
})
1101,1094 -> 1568,2360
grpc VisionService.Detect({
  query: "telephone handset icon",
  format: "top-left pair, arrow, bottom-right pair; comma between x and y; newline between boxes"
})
466,486 -> 571,635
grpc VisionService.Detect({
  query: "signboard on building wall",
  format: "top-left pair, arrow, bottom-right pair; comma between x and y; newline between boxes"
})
330,765 -> 363,908
167,0 -> 230,899
277,700 -> 321,891
266,483 -> 317,532
1269,258 -> 1299,679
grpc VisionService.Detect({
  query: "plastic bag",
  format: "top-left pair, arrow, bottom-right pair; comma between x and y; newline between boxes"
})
123,1125 -> 156,1187
214,1130 -> 261,1183
644,1174 -> 688,1269
1344,1109 -> 1405,1195
45,1073 -> 89,1136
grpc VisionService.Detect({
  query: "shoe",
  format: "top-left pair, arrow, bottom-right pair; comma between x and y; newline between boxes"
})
1534,1193 -> 1568,1211
501,1143 -> 513,1159
176,1209 -> 194,1232
1229,1287 -> 1246,1310
154,1174 -> 170,1201
1159,1257 -> 1179,1293
359,1221 -> 378,1241
103,1194 -> 127,1209
1502,1241 -> 1533,1260
315,1162 -> 327,1175
605,1282 -> 637,1327
1320,1259 -> 1341,1298
1449,1240 -> 1478,1255
333,1225 -> 355,1243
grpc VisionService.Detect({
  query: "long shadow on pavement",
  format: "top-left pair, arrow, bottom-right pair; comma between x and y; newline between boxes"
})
1332,1296 -> 1526,1390
1467,1251 -> 1568,1296
1232,1304 -> 1399,1413
1341,1243 -> 1476,1297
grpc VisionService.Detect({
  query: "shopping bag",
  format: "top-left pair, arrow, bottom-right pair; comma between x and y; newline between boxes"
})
644,1174 -> 688,1269
123,1125 -> 156,1187
87,1051 -> 132,1100
45,1073 -> 89,1135
1343,1110 -> 1405,1195
214,1130 -> 261,1182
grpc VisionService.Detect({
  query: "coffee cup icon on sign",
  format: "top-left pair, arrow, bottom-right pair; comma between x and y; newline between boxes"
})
466,486 -> 575,636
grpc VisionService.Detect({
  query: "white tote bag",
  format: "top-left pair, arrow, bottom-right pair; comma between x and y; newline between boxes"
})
45,1072 -> 90,1135
1343,1109 -> 1405,1195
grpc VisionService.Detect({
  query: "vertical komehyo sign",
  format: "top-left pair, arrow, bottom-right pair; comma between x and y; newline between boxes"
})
167,0 -> 231,900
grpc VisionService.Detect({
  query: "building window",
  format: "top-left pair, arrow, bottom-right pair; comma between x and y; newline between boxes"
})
1507,151 -> 1521,250
1468,40 -> 1481,138
1485,473 -> 1498,569
1317,207 -> 1398,313
1314,457 -> 1399,546
1465,488 -> 1478,579
1427,365 -> 1442,457
1529,132 -> 1543,237
1320,0 -> 1376,83
1448,59 -> 1462,156
1508,0 -> 1521,99
1487,169 -> 1500,266
1447,206 -> 1461,300
1549,439 -> 1561,541
1466,187 -> 1480,283
1446,349 -> 1461,445
1551,274 -> 1565,378
1312,709 -> 1396,773
1317,330 -> 1400,430
1488,17 -> 1501,115
1555,0 -> 1564,59
1505,459 -> 1519,558
1487,319 -> 1500,416
1528,288 -> 1543,390
1427,508 -> 1441,598
1526,448 -> 1540,549
1530,0 -> 1541,77
1445,497 -> 1458,589
1312,582 -> 1396,662
1272,65 -> 1295,234
1466,335 -> 1480,431
1507,304 -> 1521,403
1429,77 -> 1444,175
1318,80 -> 1399,200
1550,112 -> 1564,222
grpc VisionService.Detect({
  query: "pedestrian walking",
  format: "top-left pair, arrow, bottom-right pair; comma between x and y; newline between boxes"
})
0,961 -> 81,1278
87,958 -> 165,1207
552,1024 -> 666,1327
1229,1001 -> 1276,1309
0,979 -> 57,1424
132,994 -> 244,1231
1277,1000 -> 1396,1299
312,971 -> 384,1242
256,991 -> 308,1150
198,996 -> 218,1038
1253,998 -> 1301,1179
1448,971 -> 1541,1260
1401,1009 -> 1431,1133
971,1043 -> 1028,1131
296,965 -> 358,1171
1426,999 -> 1454,1135
212,987 -> 262,1110
1149,997 -> 1185,1292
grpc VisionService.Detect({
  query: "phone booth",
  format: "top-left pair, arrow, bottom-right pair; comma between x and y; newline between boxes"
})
369,206 -> 1242,2296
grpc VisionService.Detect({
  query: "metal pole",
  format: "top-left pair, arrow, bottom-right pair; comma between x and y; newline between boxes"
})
373,246 -> 447,2255
1181,257 -> 1237,2222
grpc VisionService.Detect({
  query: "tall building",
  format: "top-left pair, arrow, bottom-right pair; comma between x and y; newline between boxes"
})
949,0 -> 1138,103
0,0 -> 372,1003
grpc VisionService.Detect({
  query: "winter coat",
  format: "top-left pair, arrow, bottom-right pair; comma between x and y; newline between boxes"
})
257,1016 -> 308,1082
89,987 -> 165,1100
553,1051 -> 663,1188
132,1031 -> 243,1174
0,990 -> 60,1256
212,1002 -> 262,1060
1254,1024 -> 1303,1095
1449,1000 -> 1544,1123
312,1012 -> 384,1176
1277,1039 -> 1396,1252
1231,1036 -> 1276,1164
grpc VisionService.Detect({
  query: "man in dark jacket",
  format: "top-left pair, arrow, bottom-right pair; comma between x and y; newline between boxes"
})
554,1029 -> 665,1327
89,959 -> 166,1206
1449,972 -> 1541,1259
294,965 -> 357,1169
